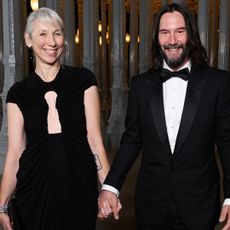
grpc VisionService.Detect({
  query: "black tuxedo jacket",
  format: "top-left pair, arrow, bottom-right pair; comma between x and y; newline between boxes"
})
105,66 -> 230,229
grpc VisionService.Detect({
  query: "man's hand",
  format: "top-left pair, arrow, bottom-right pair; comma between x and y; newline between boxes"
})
219,204 -> 230,230
98,190 -> 122,220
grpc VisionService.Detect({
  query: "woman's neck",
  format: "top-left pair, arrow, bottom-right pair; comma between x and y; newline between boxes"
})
35,63 -> 61,82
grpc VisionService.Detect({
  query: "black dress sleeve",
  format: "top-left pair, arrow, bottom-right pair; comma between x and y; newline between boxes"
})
6,83 -> 20,105
81,68 -> 97,91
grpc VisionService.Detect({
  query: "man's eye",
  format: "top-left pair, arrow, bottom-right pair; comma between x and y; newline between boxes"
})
177,30 -> 186,34
160,31 -> 168,35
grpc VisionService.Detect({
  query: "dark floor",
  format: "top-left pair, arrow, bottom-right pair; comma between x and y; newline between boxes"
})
96,151 -> 225,230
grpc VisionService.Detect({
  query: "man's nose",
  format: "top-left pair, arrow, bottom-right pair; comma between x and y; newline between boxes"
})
168,33 -> 177,44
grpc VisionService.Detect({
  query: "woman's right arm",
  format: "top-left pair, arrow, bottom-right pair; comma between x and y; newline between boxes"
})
0,103 -> 25,229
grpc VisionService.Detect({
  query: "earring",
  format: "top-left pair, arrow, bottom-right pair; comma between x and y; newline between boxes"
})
26,43 -> 31,48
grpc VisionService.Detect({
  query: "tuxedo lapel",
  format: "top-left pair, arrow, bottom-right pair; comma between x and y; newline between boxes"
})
148,77 -> 172,154
173,69 -> 205,156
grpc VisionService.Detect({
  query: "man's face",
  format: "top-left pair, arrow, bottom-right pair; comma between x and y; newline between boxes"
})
158,11 -> 189,70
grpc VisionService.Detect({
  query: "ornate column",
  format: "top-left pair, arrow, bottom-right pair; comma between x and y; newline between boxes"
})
100,0 -> 109,125
0,0 -> 24,173
218,0 -> 230,70
129,0 -> 138,78
0,0 -> 3,134
38,0 -> 46,7
38,0 -> 65,18
40,0 -> 59,11
197,0 -> 210,56
22,0 -> 30,76
62,0 -> 76,66
107,0 -> 112,90
82,0 -> 99,76
77,0 -> 84,67
139,0 -> 154,73
161,0 -> 168,6
209,0 -> 218,67
107,0 -> 128,149
171,0 -> 186,4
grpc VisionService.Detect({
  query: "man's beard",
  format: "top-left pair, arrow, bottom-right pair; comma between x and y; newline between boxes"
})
159,43 -> 189,69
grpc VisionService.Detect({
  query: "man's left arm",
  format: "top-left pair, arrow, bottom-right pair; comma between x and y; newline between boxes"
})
216,72 -> 230,229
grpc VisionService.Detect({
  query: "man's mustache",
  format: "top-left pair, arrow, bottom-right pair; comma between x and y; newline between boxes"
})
163,44 -> 184,49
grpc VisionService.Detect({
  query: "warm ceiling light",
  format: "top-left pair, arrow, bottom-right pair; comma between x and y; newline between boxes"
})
30,0 -> 39,11
125,33 -> 130,43
98,22 -> 102,33
75,29 -> 80,44
106,31 -> 109,40
99,36 -> 102,46
75,34 -> 79,44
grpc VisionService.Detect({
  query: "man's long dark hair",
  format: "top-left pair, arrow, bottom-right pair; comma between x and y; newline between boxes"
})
151,3 -> 208,70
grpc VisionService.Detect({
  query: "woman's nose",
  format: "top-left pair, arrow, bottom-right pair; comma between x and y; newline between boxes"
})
47,34 -> 56,46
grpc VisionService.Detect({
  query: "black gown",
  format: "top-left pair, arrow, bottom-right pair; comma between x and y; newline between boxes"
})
6,66 -> 99,230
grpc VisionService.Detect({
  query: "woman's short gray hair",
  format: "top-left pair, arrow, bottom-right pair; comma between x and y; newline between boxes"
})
25,7 -> 64,36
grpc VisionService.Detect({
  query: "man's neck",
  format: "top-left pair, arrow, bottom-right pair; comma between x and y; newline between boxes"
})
163,60 -> 191,72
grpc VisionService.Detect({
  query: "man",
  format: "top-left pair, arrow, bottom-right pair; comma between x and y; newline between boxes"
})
98,3 -> 230,230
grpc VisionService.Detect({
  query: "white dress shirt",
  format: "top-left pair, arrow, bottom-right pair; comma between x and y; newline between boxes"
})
162,60 -> 191,153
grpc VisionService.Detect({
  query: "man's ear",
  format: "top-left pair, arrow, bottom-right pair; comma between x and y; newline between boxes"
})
24,33 -> 32,48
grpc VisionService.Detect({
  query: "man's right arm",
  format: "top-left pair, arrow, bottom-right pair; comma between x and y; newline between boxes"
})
101,184 -> 119,197
98,77 -> 142,220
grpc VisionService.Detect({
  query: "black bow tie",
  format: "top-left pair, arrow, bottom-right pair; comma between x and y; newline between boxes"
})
160,68 -> 189,82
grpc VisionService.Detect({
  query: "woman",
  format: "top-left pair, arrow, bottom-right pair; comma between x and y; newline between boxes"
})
0,7 -> 110,230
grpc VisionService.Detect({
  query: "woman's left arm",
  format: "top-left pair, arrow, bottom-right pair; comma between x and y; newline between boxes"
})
84,86 -> 110,185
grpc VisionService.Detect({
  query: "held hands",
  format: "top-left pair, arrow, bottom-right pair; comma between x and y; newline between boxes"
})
0,213 -> 13,230
98,190 -> 122,220
219,204 -> 230,230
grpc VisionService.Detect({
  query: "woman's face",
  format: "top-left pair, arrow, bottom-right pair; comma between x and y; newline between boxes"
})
25,19 -> 65,66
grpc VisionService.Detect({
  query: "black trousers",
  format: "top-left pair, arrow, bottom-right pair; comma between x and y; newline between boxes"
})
137,199 -> 187,230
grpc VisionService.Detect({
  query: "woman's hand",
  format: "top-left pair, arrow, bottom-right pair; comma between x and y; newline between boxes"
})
98,190 -> 122,220
0,213 -> 13,230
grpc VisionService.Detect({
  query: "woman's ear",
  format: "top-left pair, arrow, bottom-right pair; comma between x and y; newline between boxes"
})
24,33 -> 32,48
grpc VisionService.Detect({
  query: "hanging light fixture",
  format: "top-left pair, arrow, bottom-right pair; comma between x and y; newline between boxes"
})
30,0 -> 39,11
125,33 -> 130,43
98,21 -> 102,33
99,36 -> 102,46
75,29 -> 80,44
